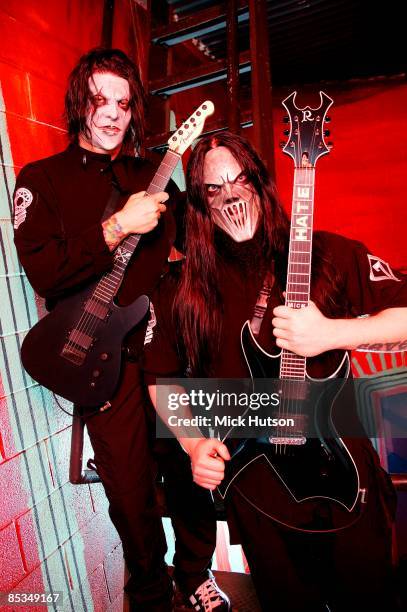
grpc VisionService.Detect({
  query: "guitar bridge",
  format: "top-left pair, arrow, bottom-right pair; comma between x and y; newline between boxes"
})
269,436 -> 306,446
61,344 -> 86,365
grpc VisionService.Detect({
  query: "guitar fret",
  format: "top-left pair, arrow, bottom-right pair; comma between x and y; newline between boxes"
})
94,294 -> 110,304
95,293 -> 112,303
99,283 -> 116,294
282,362 -> 306,366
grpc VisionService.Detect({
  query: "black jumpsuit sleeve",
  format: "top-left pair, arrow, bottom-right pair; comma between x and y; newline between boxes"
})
13,162 -> 113,299
340,239 -> 407,315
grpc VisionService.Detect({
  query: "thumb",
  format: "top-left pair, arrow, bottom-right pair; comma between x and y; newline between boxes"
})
152,191 -> 169,204
212,440 -> 231,461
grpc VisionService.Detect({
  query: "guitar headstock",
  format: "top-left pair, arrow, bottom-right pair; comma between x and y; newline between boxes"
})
281,91 -> 333,168
168,101 -> 215,155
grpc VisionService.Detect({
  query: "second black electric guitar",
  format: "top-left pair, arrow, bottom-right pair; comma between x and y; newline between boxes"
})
218,92 -> 366,532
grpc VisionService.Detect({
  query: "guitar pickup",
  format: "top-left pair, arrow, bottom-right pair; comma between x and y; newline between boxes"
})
67,329 -> 93,350
84,298 -> 110,321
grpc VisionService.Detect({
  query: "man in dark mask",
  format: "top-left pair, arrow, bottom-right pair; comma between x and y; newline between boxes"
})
144,131 -> 407,611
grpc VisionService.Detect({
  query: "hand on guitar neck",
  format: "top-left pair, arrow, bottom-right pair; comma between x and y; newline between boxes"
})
272,299 -> 336,357
272,298 -> 407,357
102,190 -> 169,251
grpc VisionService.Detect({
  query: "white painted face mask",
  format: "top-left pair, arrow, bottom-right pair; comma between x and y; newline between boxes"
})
204,146 -> 260,242
80,71 -> 131,157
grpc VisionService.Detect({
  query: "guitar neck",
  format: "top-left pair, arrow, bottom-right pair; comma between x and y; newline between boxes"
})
280,166 -> 315,380
92,149 -> 181,305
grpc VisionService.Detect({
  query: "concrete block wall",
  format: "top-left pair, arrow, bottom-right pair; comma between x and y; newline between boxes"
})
0,2 -> 150,610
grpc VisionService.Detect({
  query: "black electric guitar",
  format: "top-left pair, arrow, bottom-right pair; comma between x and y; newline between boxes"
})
21,101 -> 215,407
218,92 -> 366,532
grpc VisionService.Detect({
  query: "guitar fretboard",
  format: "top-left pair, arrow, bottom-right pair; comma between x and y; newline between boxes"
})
91,149 -> 182,305
280,167 -> 315,380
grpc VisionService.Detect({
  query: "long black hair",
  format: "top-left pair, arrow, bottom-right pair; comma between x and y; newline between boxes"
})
65,47 -> 146,154
174,131 -> 290,375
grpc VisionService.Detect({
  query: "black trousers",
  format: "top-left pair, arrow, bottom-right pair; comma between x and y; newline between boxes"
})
83,361 -> 216,611
225,448 -> 401,612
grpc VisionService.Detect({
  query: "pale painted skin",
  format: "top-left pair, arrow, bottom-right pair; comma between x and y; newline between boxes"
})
79,71 -> 131,159
83,72 -> 167,250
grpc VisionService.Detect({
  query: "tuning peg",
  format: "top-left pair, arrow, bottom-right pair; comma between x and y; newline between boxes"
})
324,130 -> 330,137
325,116 -> 331,123
283,116 -> 290,123
283,129 -> 290,136
279,141 -> 286,149
327,141 -> 333,150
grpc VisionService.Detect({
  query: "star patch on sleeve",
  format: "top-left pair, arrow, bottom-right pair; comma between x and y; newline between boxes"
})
13,187 -> 33,229
367,254 -> 400,282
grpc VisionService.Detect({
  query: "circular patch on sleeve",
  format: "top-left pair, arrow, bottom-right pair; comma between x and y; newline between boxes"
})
13,187 -> 34,229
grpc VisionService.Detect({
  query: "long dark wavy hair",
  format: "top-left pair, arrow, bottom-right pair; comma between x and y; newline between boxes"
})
65,47 -> 146,154
174,131 -> 291,375
174,131 -> 348,376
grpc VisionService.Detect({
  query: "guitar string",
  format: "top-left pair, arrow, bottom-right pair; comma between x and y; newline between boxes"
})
64,155 -> 179,356
65,153 -> 179,350
65,155 -> 179,351
64,241 -> 134,356
64,221 -> 146,350
67,232 -> 145,348
280,114 -> 318,454
67,230 -> 150,353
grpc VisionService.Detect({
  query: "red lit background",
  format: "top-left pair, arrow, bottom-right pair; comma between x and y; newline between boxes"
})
0,1 -> 406,610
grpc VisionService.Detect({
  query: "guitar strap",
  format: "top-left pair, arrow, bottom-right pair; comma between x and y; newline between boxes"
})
101,175 -> 122,222
250,263 -> 275,337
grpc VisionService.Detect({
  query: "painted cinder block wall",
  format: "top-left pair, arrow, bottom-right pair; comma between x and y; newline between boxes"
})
0,2 -> 151,610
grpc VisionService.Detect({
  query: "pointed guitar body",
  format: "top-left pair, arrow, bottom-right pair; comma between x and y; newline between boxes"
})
218,321 -> 364,532
218,92 -> 366,532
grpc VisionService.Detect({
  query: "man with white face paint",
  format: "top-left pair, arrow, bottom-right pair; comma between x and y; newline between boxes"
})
13,48 -> 230,612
